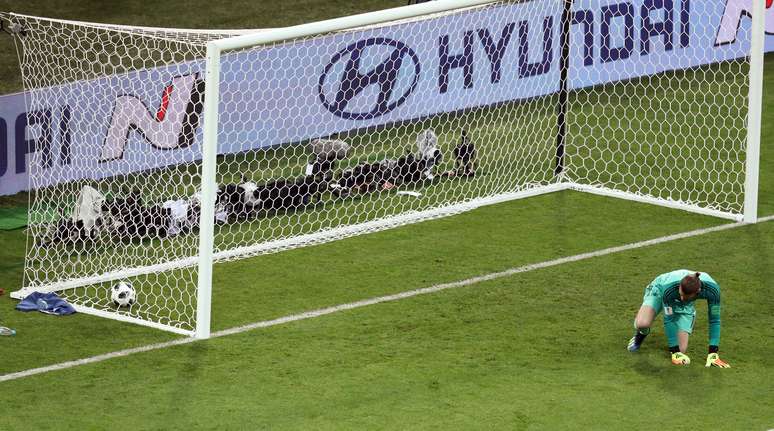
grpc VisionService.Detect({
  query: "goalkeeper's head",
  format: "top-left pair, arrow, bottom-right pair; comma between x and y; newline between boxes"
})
679,272 -> 702,301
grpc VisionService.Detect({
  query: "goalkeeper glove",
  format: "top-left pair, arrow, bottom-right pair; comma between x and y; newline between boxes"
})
705,353 -> 730,368
671,352 -> 690,365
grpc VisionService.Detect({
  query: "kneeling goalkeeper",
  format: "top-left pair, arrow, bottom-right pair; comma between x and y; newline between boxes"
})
627,269 -> 730,367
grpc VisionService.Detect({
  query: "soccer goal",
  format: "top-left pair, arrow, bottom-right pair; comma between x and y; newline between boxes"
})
1,0 -> 764,337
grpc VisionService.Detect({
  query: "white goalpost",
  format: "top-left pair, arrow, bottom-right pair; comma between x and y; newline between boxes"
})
745,0 -> 765,224
1,0 -> 764,338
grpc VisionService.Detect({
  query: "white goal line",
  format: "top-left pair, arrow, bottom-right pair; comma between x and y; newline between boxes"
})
1,214 -> 772,383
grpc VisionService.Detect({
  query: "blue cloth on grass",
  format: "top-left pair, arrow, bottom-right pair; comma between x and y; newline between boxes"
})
16,292 -> 76,315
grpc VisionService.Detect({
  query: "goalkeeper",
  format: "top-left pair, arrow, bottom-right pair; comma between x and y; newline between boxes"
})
627,270 -> 730,367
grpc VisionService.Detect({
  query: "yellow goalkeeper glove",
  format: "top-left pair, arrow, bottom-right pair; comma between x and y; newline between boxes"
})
671,352 -> 690,365
705,353 -> 730,368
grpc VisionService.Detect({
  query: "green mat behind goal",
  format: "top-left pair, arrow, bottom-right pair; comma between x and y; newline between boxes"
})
0,207 -> 28,230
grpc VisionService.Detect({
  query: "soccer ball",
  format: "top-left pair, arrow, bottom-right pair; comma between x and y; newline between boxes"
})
111,281 -> 136,307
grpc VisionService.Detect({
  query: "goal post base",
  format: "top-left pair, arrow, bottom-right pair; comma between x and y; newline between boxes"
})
567,183 -> 743,223
70,305 -> 196,337
6,290 -> 196,337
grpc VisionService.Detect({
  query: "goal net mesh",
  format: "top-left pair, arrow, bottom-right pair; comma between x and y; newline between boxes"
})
1,0 -> 753,334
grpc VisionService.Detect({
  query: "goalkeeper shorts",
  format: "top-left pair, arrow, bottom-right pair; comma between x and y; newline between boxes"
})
641,283 -> 664,313
664,309 -> 696,346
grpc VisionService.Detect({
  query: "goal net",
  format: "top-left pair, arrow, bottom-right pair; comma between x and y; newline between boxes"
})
1,0 -> 762,337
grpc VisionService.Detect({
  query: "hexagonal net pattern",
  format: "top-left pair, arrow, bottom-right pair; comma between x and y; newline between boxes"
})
1,13 -> 226,334
1,0 -> 758,335
565,0 -> 753,217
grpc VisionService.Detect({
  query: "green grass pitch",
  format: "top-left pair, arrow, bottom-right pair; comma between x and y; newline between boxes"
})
0,1 -> 773,429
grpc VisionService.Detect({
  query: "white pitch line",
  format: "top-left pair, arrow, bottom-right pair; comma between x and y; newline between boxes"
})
2,215 -> 772,383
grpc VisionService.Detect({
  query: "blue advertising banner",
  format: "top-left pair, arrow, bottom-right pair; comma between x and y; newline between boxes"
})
1,0 -> 772,196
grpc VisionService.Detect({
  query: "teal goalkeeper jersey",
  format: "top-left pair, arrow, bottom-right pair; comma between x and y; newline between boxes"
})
650,269 -> 722,346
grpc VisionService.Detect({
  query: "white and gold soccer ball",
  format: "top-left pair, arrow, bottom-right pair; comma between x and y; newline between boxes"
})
111,281 -> 136,307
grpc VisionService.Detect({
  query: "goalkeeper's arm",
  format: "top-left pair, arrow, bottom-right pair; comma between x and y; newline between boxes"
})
707,295 -> 721,353
705,295 -> 729,367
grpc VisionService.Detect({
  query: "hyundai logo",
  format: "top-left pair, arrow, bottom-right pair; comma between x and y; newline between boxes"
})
318,37 -> 421,120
